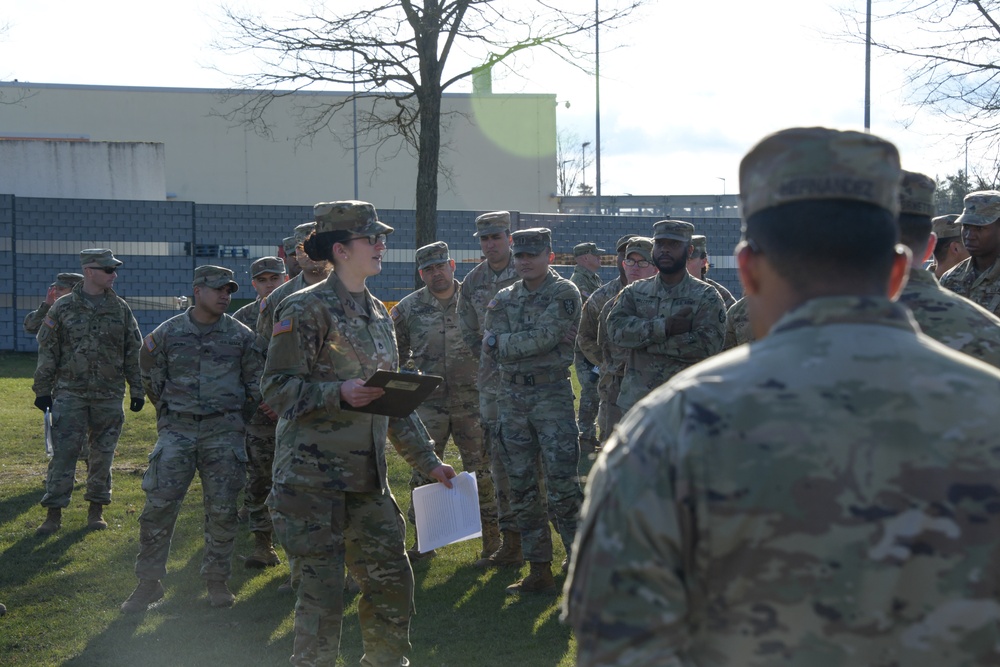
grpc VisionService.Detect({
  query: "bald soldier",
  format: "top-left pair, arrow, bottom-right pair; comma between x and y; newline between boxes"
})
940,190 -> 1000,314
569,242 -> 606,454
566,127 -> 1000,666
687,234 -> 736,309
931,214 -> 968,278
23,272 -> 84,335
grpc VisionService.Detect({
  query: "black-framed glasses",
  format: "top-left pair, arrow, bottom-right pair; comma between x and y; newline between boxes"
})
345,234 -> 387,246
623,258 -> 651,268
87,266 -> 118,274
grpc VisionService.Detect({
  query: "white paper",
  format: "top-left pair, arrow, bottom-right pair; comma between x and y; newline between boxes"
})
412,471 -> 481,553
44,408 -> 53,458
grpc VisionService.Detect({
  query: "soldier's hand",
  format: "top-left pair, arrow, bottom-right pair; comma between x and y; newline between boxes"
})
129,396 -> 145,412
261,402 -> 279,420
665,307 -> 694,336
429,464 -> 457,489
562,324 -> 579,345
34,395 -> 53,413
44,286 -> 59,305
340,379 -> 385,408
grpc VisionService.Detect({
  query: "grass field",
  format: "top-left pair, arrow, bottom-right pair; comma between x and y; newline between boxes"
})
0,351 -> 584,666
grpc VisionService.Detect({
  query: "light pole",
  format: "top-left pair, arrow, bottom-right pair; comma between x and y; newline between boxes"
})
716,177 -> 726,196
582,141 -> 591,194
595,0 -> 602,214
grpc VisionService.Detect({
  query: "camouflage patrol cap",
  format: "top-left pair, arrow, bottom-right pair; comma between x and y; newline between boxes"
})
79,248 -> 123,269
624,237 -> 653,263
474,211 -> 511,237
193,265 -> 239,292
739,127 -> 902,220
616,234 -> 637,252
691,235 -> 708,257
932,214 -> 962,240
652,220 -> 695,243
52,272 -> 84,289
573,242 -> 606,257
313,200 -> 394,236
293,222 -> 316,246
899,171 -> 936,217
251,256 -> 286,278
282,236 -> 298,255
956,190 -> 1000,227
511,227 -> 552,256
415,241 -> 451,270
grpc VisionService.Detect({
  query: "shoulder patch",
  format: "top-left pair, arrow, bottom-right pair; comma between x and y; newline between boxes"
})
43,316 -> 56,329
272,318 -> 293,337
563,299 -> 577,316
143,334 -> 157,352
487,298 -> 498,310
390,306 -> 400,321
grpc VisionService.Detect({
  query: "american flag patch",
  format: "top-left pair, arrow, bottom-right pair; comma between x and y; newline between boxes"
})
486,298 -> 498,310
144,334 -> 157,352
390,307 -> 400,321
43,316 -> 56,329
273,318 -> 293,336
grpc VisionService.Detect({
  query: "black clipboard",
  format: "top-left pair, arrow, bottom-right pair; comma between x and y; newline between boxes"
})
343,370 -> 443,418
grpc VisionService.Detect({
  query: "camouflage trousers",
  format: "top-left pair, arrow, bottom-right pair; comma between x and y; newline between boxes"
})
597,371 -> 624,443
497,379 -> 583,563
269,482 -> 413,667
41,394 -> 124,508
479,388 -> 516,532
244,419 -> 277,534
407,396 -> 498,534
134,412 -> 247,582
575,354 -> 600,446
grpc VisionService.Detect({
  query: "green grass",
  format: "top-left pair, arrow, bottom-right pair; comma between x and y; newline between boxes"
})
0,352 -> 580,666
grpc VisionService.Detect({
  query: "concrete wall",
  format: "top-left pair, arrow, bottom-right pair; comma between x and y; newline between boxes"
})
0,82 -> 558,212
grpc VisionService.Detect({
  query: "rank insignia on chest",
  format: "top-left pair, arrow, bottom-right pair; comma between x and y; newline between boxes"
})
144,334 -> 157,352
259,298 -> 268,312
563,299 -> 576,316
43,316 -> 56,329
273,318 -> 294,336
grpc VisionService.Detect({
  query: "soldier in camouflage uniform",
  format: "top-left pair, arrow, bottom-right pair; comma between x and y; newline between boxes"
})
940,190 -> 1000,315
23,272 -> 83,334
606,220 -> 726,413
566,126 -> 1000,666
569,242 -> 605,454
282,235 -> 302,280
456,211 -> 525,568
32,249 -> 144,536
391,241 -> 499,561
896,170 -> 1000,367
233,256 -> 286,329
931,213 -> 967,278
262,200 -> 455,667
257,222 -> 332,342
121,266 -> 264,613
722,296 -> 754,350
688,234 -> 737,308
483,228 -> 583,594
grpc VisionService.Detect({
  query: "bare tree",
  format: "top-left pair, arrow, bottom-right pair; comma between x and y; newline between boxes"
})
217,0 -> 643,247
557,129 -> 591,196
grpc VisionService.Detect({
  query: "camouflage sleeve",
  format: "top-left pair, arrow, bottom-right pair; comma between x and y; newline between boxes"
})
256,295 -> 275,342
723,312 -> 738,351
31,305 -> 62,396
606,285 -> 669,349
387,411 -> 445,476
482,292 -> 507,368
496,283 -> 582,363
122,303 -> 144,397
139,326 -> 168,406
456,282 -> 482,352
390,302 -> 411,364
22,302 -> 50,335
241,332 -> 266,406
661,289 -> 726,361
577,295 -> 604,366
565,402 -> 692,667
260,298 -> 344,420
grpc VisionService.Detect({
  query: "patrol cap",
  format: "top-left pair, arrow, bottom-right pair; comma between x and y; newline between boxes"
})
624,237 -> 653,263
616,234 -> 637,252
79,248 -> 123,269
313,200 -> 394,236
52,272 -> 84,289
511,227 -> 552,256
251,256 -> 286,278
691,235 -> 708,256
573,242 -> 606,257
956,190 -> 1000,227
739,127 -> 902,221
193,265 -> 239,292
652,220 -> 695,243
415,241 -> 451,270
474,211 -> 511,237
293,222 -> 317,246
282,236 -> 298,255
932,213 -> 962,240
899,171 -> 936,217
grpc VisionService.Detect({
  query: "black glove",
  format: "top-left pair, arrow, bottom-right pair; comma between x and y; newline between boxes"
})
129,397 -> 145,412
34,395 -> 53,413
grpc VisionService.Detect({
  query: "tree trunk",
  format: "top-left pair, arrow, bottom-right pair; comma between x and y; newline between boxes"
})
414,86 -> 441,251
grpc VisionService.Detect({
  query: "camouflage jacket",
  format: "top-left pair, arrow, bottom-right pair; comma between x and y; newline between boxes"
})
256,273 -> 310,341
939,255 -> 1000,315
577,278 -> 625,366
23,301 -> 52,335
606,272 -> 726,412
566,296 -> 1000,667
570,266 -> 604,302
706,277 -> 737,310
456,252 -> 519,394
899,267 -> 1000,368
140,309 -> 264,417
261,271 -> 442,493
723,296 -> 754,350
390,280 -> 477,405
484,271 -> 582,379
232,296 -> 262,329
33,284 -> 142,400
596,294 -> 628,379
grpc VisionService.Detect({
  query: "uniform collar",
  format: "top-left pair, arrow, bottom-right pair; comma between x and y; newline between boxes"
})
770,295 -> 920,337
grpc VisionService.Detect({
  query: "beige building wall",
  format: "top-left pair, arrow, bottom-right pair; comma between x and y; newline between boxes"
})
0,82 -> 558,211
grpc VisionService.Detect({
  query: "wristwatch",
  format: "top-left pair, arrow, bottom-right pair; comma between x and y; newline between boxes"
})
486,334 -> 497,348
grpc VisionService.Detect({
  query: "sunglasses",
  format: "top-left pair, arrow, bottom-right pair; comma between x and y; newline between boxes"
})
623,258 -> 651,268
345,234 -> 387,246
87,266 -> 118,274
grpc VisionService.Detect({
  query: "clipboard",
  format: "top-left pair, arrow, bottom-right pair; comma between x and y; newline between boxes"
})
344,370 -> 443,418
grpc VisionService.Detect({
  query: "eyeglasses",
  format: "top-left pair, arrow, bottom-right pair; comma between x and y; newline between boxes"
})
623,258 -> 651,268
345,234 -> 387,246
87,266 -> 118,274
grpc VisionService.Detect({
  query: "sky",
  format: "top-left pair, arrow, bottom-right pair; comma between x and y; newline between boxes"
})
0,0 -> 984,197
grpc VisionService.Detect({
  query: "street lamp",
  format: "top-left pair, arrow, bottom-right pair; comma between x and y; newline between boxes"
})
716,177 -> 726,196
582,141 -> 591,192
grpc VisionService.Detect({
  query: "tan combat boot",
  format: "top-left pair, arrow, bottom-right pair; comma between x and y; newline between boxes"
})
473,530 -> 523,569
87,502 -> 108,530
479,520 -> 501,559
120,580 -> 164,614
35,508 -> 62,536
506,561 -> 557,595
244,531 -> 281,569
206,580 -> 236,608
